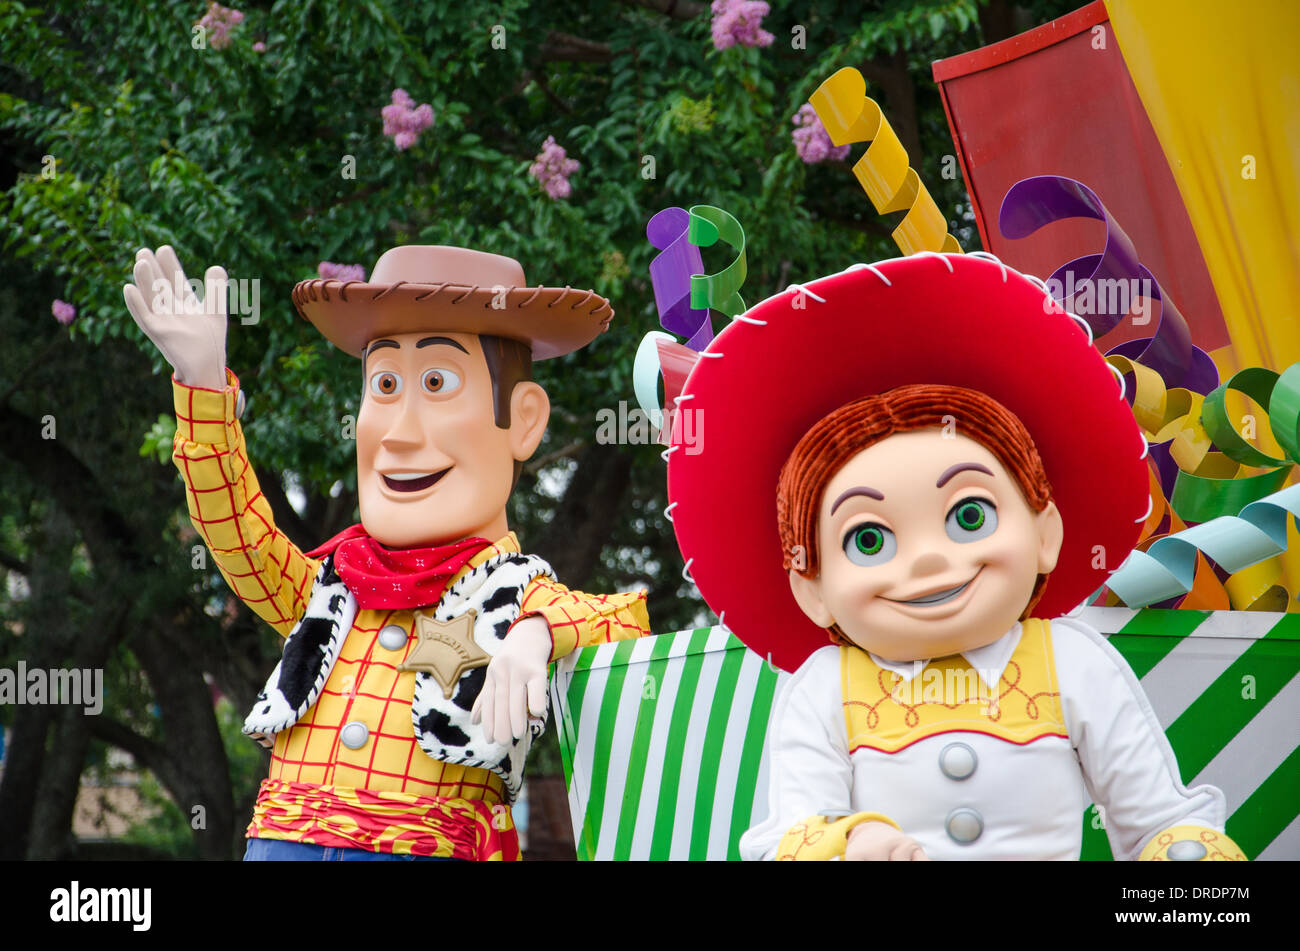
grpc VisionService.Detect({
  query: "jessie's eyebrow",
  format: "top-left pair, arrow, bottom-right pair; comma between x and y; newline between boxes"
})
936,462 -> 994,488
830,485 -> 885,514
416,336 -> 470,353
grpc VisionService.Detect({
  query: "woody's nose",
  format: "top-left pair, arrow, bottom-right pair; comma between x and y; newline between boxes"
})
379,396 -> 425,451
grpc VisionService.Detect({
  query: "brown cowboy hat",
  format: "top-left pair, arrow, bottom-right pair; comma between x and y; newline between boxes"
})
292,245 -> 614,360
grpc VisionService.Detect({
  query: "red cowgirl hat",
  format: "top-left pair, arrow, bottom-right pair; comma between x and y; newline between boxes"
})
666,252 -> 1150,672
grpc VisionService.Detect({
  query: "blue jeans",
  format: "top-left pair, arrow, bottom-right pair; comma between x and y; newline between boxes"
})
243,837 -> 457,861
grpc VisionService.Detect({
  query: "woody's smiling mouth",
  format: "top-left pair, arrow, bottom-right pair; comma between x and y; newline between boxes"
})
381,468 -> 451,492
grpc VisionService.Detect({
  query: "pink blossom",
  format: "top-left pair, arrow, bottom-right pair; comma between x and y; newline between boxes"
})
318,262 -> 367,283
196,3 -> 244,51
711,0 -> 774,50
529,136 -> 580,200
52,299 -> 75,325
381,89 -> 434,149
792,103 -> 850,164
252,41 -> 265,52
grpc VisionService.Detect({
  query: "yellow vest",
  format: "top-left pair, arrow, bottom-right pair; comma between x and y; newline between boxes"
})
841,618 -> 1068,753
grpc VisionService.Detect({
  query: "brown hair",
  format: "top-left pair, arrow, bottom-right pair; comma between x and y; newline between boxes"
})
776,383 -> 1054,620
480,334 -> 533,489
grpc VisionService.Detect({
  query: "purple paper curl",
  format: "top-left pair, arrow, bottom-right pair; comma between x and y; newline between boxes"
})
647,207 -> 714,352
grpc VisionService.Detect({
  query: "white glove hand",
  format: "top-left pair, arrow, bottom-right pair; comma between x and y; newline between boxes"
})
845,821 -> 931,861
471,614 -> 552,744
122,245 -> 228,389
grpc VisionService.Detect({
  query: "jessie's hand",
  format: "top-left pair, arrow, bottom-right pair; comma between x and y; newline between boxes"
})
845,820 -> 930,861
471,614 -> 552,744
123,245 -> 228,389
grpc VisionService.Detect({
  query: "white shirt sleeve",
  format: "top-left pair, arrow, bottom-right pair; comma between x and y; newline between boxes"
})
739,647 -> 853,861
1052,616 -> 1227,860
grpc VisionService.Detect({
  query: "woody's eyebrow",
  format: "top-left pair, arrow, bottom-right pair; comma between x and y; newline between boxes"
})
936,462 -> 994,488
830,485 -> 884,514
417,336 -> 469,353
363,339 -> 399,366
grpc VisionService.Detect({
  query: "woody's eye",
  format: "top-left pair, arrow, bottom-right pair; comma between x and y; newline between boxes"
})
369,371 -> 402,396
843,523 -> 896,566
423,368 -> 462,394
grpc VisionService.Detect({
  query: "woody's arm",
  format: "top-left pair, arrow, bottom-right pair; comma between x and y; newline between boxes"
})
171,371 -> 319,636
125,246 -> 318,637
518,578 -> 650,661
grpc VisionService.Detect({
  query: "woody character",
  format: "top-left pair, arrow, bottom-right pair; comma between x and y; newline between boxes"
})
667,252 -> 1247,861
123,244 -> 649,860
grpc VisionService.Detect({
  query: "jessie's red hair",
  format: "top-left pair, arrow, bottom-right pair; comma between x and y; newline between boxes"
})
776,383 -> 1055,620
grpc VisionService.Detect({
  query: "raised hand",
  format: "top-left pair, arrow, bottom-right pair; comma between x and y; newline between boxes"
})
123,245 -> 228,389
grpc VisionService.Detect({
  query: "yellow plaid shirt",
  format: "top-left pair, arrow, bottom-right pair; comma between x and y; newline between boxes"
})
171,370 -> 650,844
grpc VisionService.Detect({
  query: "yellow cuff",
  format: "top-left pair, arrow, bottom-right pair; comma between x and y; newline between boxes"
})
524,589 -> 650,662
776,812 -> 898,861
1139,825 -> 1248,861
173,368 -> 241,446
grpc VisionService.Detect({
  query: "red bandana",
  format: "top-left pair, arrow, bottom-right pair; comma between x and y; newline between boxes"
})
306,524 -> 493,610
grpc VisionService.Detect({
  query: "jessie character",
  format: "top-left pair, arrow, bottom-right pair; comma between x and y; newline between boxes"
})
123,244 -> 649,861
667,252 -> 1247,861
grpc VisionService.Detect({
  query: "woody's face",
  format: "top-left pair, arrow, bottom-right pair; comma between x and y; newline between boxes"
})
355,331 -> 548,548
788,428 -> 1063,661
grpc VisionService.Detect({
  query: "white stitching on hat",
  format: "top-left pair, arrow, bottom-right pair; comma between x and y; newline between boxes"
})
967,251 -> 1009,281
784,283 -> 826,303
844,262 -> 892,286
912,250 -> 955,273
1135,494 -> 1154,523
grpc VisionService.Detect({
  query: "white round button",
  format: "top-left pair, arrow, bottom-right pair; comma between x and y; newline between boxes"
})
945,807 -> 983,844
939,742 -> 977,780
340,721 -> 370,750
378,624 -> 408,651
1168,840 -> 1207,861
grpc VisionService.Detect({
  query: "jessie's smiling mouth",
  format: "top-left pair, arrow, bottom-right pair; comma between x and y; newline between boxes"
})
886,569 -> 982,607
381,468 -> 451,492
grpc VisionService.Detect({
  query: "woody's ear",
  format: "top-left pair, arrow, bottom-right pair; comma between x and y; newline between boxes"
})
789,569 -> 834,629
508,381 -> 550,461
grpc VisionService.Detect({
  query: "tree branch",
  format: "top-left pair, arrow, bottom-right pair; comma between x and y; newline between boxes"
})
623,0 -> 706,19
526,439 -> 587,476
538,31 -> 614,63
525,70 -> 574,115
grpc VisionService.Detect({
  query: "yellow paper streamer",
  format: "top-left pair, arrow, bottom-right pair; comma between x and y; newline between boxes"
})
810,67 -> 962,256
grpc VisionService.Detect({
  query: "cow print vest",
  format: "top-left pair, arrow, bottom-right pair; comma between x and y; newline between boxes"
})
242,550 -> 556,801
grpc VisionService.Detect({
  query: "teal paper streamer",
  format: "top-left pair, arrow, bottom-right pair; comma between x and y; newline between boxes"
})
1106,484 -> 1300,607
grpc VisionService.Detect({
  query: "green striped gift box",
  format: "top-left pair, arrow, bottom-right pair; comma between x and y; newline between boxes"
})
548,607 -> 1300,860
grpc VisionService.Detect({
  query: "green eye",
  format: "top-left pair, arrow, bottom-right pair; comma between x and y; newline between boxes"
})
955,501 -> 984,530
946,498 -> 997,542
843,523 -> 896,566
856,526 -> 885,554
